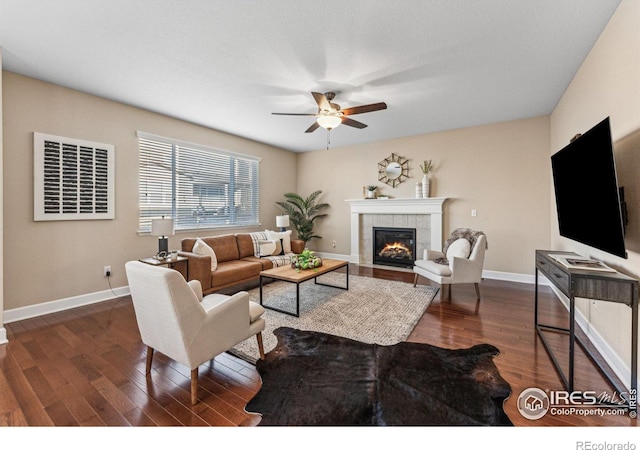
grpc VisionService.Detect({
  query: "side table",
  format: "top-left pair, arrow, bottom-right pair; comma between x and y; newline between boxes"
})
139,255 -> 189,280
535,250 -> 638,413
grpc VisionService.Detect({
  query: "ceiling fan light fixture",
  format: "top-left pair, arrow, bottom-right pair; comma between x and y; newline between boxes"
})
272,91 -> 386,134
316,115 -> 342,130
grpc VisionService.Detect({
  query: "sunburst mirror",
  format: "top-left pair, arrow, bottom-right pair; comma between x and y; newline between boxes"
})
378,153 -> 409,187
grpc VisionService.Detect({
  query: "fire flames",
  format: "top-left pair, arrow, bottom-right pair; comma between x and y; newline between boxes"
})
378,242 -> 413,259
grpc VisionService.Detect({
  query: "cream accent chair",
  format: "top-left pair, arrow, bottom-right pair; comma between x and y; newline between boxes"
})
125,260 -> 266,405
413,231 -> 487,300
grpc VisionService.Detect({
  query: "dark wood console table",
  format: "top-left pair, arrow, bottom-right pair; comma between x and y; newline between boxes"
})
535,250 -> 638,411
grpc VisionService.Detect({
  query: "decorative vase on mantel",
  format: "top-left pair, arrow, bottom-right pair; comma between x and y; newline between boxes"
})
421,174 -> 430,198
419,159 -> 434,198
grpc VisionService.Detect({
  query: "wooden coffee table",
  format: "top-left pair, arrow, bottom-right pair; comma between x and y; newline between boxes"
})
259,259 -> 349,317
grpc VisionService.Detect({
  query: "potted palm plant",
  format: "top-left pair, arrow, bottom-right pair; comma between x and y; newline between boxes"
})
276,190 -> 329,245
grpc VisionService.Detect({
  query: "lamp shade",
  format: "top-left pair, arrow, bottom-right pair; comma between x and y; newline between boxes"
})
276,215 -> 290,228
316,115 -> 342,130
151,217 -> 174,237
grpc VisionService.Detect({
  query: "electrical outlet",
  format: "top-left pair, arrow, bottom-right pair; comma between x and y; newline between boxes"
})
471,209 -> 477,217
332,240 -> 336,248
104,265 -> 112,277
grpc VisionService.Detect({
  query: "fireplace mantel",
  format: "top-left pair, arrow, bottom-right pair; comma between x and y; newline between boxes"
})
345,198 -> 448,264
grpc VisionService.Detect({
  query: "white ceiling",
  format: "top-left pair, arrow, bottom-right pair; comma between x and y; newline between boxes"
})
0,0 -> 622,152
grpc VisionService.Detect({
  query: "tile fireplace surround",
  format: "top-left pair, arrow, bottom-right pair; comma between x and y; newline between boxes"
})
345,198 -> 448,266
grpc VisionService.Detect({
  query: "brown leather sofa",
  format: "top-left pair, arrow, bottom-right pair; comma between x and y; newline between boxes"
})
180,233 -> 305,295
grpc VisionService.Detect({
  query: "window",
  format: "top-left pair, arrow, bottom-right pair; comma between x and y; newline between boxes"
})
34,132 -> 115,221
137,132 -> 260,232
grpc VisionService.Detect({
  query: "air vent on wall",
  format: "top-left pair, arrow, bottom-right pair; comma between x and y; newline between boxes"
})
34,132 -> 115,221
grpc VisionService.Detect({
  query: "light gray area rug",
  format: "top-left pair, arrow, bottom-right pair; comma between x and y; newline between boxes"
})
231,272 -> 438,362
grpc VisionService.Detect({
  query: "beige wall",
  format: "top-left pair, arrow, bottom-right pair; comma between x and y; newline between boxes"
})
0,50 -> 5,342
297,116 -> 551,276
2,71 -> 297,311
2,68 -> 553,316
550,0 -> 639,380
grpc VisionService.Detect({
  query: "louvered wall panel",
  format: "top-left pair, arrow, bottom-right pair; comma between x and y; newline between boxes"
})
34,132 -> 115,221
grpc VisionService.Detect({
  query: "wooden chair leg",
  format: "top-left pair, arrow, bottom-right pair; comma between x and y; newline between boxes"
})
256,332 -> 265,360
145,346 -> 154,374
191,368 -> 198,405
413,273 -> 419,287
475,283 -> 481,300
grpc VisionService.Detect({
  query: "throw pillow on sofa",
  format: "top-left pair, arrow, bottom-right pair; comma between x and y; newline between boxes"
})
249,231 -> 270,257
258,239 -> 283,257
193,238 -> 218,271
266,229 -> 292,254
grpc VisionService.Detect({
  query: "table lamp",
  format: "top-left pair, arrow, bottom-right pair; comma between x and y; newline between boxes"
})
151,216 -> 174,254
276,214 -> 290,232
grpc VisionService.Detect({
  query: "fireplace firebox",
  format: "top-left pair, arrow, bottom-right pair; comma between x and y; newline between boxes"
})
373,227 -> 416,268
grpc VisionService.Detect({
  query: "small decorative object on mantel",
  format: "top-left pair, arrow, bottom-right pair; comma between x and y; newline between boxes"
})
365,185 -> 377,199
415,182 -> 422,199
419,159 -> 434,198
291,249 -> 323,272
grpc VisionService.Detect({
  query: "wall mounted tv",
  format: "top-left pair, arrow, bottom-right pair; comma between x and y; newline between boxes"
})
551,117 -> 627,259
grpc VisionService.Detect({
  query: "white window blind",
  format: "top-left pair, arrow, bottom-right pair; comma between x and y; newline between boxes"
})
138,132 -> 260,232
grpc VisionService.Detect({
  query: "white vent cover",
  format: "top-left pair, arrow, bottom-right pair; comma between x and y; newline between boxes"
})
34,132 -> 115,221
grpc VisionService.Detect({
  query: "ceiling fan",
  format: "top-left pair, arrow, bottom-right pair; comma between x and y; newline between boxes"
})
272,92 -> 387,133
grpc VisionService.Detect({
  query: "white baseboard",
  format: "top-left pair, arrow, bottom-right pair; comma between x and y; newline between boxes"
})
577,311 -> 637,392
3,286 -> 130,324
547,283 -> 636,392
315,251 -> 351,262
315,252 -> 548,285
482,269 -> 551,285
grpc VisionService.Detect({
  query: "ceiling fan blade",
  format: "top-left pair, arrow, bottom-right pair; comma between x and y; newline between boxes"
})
272,112 -> 318,116
311,92 -> 333,112
305,121 -> 320,133
341,117 -> 368,129
341,102 -> 387,116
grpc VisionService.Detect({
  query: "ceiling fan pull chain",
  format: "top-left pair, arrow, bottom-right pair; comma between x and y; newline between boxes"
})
326,130 -> 331,150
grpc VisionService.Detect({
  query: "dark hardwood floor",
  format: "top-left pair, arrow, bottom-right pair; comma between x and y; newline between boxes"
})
0,264 -> 637,428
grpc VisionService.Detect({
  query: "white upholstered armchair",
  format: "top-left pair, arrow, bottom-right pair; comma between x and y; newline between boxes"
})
413,229 -> 487,300
125,260 -> 266,404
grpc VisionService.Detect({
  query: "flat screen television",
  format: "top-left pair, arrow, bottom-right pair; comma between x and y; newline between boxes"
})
551,117 -> 627,259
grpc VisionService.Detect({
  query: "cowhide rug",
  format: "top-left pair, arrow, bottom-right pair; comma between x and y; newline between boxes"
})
246,327 -> 513,426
